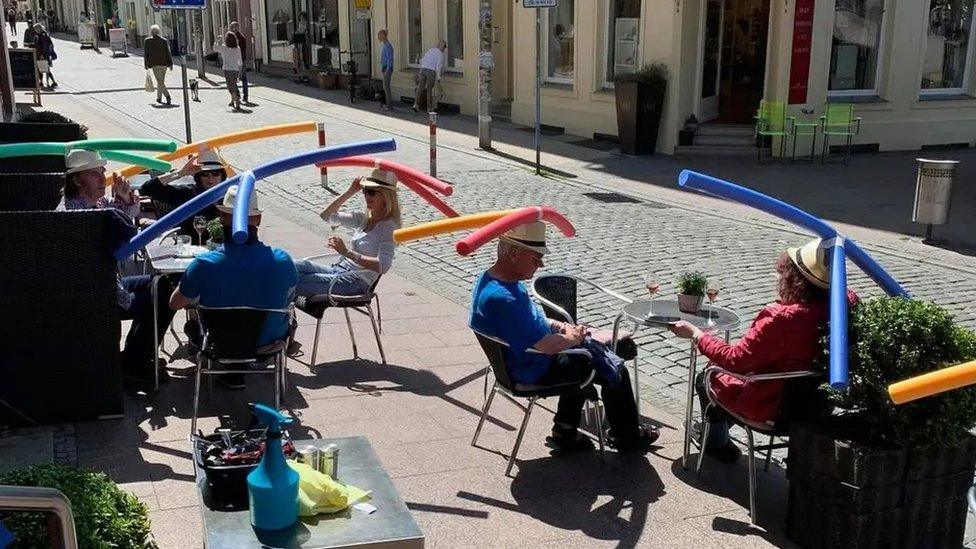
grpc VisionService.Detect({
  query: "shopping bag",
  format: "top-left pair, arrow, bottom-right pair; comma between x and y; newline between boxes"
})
144,70 -> 155,93
36,60 -> 49,73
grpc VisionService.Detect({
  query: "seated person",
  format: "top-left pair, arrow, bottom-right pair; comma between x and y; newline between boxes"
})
57,149 -> 177,386
138,149 -> 226,245
169,185 -> 298,390
294,169 -> 400,297
669,239 -> 858,463
470,222 -> 659,453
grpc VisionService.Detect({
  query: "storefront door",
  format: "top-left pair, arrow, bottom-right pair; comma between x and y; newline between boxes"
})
699,0 -> 723,121
346,0 -> 370,78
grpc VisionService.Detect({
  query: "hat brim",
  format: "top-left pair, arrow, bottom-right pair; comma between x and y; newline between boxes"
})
361,180 -> 397,190
65,159 -> 107,175
501,236 -> 549,256
787,245 -> 830,289
216,205 -> 263,215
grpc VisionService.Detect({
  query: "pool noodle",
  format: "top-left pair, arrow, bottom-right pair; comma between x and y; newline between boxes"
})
455,206 -> 576,256
114,138 -> 396,260
231,171 -> 256,244
99,151 -> 171,172
888,360 -> 976,404
396,177 -> 459,218
69,138 -> 177,153
829,243 -> 850,389
317,156 -> 453,196
394,210 -> 519,244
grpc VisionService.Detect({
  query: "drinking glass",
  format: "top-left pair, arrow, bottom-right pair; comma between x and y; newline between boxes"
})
176,235 -> 192,256
193,215 -> 207,245
643,271 -> 660,317
706,284 -> 720,326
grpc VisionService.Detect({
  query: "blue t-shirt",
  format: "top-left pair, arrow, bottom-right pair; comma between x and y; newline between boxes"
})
469,272 -> 552,384
381,41 -> 394,72
179,240 -> 298,346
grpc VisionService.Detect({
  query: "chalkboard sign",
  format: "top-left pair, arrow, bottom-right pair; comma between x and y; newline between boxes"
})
9,49 -> 37,90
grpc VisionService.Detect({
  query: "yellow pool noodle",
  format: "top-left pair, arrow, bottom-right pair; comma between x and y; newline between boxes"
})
394,210 -> 518,244
888,360 -> 976,404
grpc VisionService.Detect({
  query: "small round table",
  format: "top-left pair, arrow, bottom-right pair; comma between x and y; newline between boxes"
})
611,299 -> 740,468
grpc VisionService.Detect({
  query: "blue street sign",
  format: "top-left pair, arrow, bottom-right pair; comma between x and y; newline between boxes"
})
154,0 -> 205,10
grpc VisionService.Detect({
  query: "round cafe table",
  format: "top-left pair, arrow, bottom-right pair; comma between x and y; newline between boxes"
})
610,299 -> 740,468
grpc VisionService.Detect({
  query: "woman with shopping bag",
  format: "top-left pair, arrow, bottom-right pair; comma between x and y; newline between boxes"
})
213,32 -> 244,111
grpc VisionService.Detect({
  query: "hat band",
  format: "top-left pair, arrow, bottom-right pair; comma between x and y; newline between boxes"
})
793,247 -> 829,286
365,177 -> 395,188
506,236 -> 546,248
201,162 -> 224,169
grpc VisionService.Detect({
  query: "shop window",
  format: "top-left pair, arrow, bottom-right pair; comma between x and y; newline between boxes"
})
921,0 -> 976,93
544,0 -> 574,83
603,0 -> 641,86
444,0 -> 463,71
311,0 -> 339,69
406,0 -> 422,66
828,0 -> 885,94
267,0 -> 293,63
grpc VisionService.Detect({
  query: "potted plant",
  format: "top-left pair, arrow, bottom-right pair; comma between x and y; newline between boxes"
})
676,271 -> 707,313
787,297 -> 976,548
0,463 -> 157,548
206,218 -> 224,250
613,63 -> 668,155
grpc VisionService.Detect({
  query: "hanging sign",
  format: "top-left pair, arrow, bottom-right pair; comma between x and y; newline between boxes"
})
152,0 -> 206,10
523,0 -> 556,7
788,0 -> 814,104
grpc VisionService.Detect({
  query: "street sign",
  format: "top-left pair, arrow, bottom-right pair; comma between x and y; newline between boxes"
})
523,0 -> 556,7
153,0 -> 205,10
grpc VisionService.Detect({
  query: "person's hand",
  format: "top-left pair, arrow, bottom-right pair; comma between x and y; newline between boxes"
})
327,235 -> 348,256
567,324 -> 587,344
349,177 -> 363,194
669,320 -> 702,340
178,154 -> 202,178
111,174 -> 135,204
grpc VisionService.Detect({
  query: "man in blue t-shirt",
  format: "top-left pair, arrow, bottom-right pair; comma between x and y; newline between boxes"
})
170,185 -> 297,389
470,222 -> 658,454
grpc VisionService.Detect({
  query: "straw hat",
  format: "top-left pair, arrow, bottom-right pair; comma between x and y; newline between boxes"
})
216,184 -> 262,215
198,148 -> 225,171
787,238 -> 830,289
65,149 -> 107,175
501,221 -> 549,255
361,169 -> 398,191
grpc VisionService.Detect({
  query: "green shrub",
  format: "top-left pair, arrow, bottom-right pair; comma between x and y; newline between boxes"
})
612,62 -> 668,85
18,111 -> 88,139
0,463 -> 157,548
677,271 -> 707,296
823,297 -> 976,448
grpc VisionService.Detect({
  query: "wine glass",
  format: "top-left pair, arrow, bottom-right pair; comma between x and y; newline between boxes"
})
706,284 -> 720,326
193,215 -> 207,246
643,271 -> 660,318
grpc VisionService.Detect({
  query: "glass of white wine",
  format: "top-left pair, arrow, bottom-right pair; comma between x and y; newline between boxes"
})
643,271 -> 660,318
706,283 -> 720,326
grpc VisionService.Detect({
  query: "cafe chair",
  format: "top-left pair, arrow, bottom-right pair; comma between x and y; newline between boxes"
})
190,305 -> 293,436
294,253 -> 385,367
820,103 -> 861,165
755,100 -> 794,164
696,365 -> 824,525
470,328 -> 606,477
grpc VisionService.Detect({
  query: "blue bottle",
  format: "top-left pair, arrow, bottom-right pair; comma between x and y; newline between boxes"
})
247,403 -> 299,531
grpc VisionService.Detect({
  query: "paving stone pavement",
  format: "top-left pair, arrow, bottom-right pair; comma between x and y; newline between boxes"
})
40,31 -> 976,447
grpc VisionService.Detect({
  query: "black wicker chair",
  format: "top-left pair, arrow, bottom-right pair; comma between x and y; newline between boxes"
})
0,173 -> 65,211
0,210 -> 124,426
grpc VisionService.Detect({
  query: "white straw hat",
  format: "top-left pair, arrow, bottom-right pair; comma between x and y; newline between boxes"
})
500,221 -> 549,255
65,149 -> 107,175
787,238 -> 830,289
361,168 -> 398,190
216,184 -> 262,215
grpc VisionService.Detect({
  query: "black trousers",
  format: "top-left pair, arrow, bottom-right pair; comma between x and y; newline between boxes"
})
695,371 -> 732,447
536,354 -> 641,447
119,274 -> 177,372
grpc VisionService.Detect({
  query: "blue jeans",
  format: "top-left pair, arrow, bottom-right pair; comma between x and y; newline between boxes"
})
294,260 -> 369,297
240,68 -> 248,102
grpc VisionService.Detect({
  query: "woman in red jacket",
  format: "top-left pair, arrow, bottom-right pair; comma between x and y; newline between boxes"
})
669,239 -> 854,463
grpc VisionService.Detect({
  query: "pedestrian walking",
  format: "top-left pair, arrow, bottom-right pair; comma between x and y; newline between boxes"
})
143,25 -> 172,104
229,21 -> 250,104
413,39 -> 445,114
33,23 -> 56,87
6,6 -> 17,36
378,29 -> 394,112
214,31 -> 244,111
291,11 -> 310,82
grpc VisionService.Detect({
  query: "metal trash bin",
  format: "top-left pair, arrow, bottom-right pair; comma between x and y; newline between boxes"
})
913,158 -> 959,240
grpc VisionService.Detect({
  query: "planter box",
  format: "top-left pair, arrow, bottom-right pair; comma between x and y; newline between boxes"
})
0,121 -> 80,173
614,80 -> 665,155
786,421 -> 976,548
317,72 -> 337,90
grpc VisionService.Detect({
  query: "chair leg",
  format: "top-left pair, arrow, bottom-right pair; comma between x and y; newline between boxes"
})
366,305 -> 386,364
481,367 -> 491,402
594,398 -> 606,463
274,352 -> 282,411
311,316 -> 322,367
821,134 -> 829,163
191,355 -> 203,437
764,436 -> 774,472
746,427 -> 758,525
472,384 -> 497,446
506,398 -> 536,477
344,308 -> 359,359
696,409 -> 712,476
374,295 -> 382,333
845,134 -> 852,165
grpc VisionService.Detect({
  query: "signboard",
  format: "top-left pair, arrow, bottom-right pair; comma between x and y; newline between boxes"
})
354,0 -> 371,7
77,22 -> 96,48
523,0 -> 556,7
109,28 -> 127,55
152,0 -> 205,10
788,0 -> 814,104
9,49 -> 37,89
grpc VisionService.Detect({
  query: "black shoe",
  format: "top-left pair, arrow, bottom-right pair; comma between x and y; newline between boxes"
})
690,423 -> 741,464
165,95 -> 171,105
545,428 -> 594,453
612,424 -> 661,454
217,373 -> 246,390
122,360 -> 169,387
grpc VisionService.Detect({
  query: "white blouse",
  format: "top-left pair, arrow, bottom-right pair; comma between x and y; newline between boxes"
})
329,210 -> 397,286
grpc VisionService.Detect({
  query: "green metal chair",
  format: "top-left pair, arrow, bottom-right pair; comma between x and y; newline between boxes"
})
754,100 -> 794,163
820,103 -> 862,165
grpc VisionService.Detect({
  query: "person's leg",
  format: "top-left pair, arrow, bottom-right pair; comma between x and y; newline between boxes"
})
120,275 -> 177,377
598,366 -> 643,447
224,70 -> 239,107
695,371 -> 732,448
534,354 -> 593,450
240,68 -> 249,102
152,65 -> 168,101
383,69 -> 393,109
294,261 -> 368,297
424,73 -> 436,112
413,72 -> 424,111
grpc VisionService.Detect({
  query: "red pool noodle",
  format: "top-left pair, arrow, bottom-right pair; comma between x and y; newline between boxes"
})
455,206 -> 575,256
317,155 -> 453,196
399,176 -> 460,218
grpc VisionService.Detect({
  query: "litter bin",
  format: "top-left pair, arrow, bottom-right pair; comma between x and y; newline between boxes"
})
912,158 -> 959,240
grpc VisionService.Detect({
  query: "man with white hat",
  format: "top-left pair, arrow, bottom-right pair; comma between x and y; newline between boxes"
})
470,221 -> 659,454
58,149 -> 141,219
170,185 -> 298,389
139,149 -> 227,244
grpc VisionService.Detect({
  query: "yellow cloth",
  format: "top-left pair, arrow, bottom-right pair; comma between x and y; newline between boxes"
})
287,461 -> 371,516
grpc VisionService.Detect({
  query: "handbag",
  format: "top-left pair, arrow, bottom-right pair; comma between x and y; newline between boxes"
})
144,70 -> 155,92
36,59 -> 49,73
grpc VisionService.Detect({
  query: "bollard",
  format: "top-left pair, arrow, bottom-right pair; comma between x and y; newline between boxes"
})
316,122 -> 330,190
428,112 -> 437,178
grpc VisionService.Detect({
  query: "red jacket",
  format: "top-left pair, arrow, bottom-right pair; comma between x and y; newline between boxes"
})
697,291 -> 857,427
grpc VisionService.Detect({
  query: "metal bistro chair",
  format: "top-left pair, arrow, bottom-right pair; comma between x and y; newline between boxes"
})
820,103 -> 861,165
755,100 -> 794,164
696,365 -> 824,525
190,305 -> 293,435
294,253 -> 385,367
470,329 -> 606,477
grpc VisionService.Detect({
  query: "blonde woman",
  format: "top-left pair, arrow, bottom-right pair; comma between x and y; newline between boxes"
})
295,169 -> 401,297
213,31 -> 244,110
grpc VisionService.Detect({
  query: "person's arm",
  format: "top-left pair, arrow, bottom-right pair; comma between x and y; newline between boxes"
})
670,308 -> 785,374
169,288 -> 193,310
318,178 -> 362,221
533,325 -> 586,355
436,50 -> 443,79
329,221 -> 394,274
170,259 -> 203,310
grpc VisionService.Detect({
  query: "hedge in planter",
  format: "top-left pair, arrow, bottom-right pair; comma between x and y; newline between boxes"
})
787,297 -> 976,549
0,463 -> 157,548
613,63 -> 667,155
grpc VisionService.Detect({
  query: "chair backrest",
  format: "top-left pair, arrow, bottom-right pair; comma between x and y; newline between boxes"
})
0,173 -> 65,211
775,374 -> 829,429
472,330 -> 518,392
764,100 -> 788,132
823,103 -> 854,131
532,274 -> 577,323
151,198 -> 175,220
198,307 -> 275,360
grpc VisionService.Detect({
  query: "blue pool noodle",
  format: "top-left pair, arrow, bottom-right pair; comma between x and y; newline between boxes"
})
232,171 -> 256,244
829,243 -> 849,389
115,138 -> 397,260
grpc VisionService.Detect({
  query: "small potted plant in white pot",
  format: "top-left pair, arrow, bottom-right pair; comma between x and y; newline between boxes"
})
206,218 -> 224,250
677,271 -> 707,314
